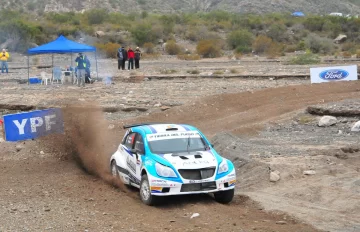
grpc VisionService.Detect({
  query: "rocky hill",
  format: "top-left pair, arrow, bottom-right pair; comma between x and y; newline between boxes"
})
2,0 -> 360,15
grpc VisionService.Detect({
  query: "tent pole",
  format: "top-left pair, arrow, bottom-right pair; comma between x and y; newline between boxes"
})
52,54 -> 54,81
27,55 -> 29,85
95,51 -> 98,79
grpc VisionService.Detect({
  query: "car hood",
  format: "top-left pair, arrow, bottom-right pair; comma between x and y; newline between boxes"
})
160,150 -> 218,170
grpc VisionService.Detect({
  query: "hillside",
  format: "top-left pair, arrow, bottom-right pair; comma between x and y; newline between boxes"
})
2,0 -> 360,15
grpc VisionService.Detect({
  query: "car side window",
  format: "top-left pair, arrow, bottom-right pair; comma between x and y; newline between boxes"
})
134,134 -> 145,155
124,133 -> 136,150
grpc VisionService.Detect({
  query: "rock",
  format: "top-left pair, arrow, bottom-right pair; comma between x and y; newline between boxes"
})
190,213 -> 200,219
351,121 -> 360,132
338,130 -> 343,134
161,106 -> 171,111
276,221 -> 287,225
170,220 -> 176,223
40,151 -> 45,155
303,170 -> 316,175
0,137 -> 4,143
78,98 -> 85,101
270,171 -> 280,182
154,103 -> 162,107
318,116 -> 337,127
95,31 -> 105,37
108,124 -> 115,130
15,145 -> 23,152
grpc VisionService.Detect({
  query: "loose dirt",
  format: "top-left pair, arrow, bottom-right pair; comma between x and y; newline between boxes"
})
1,58 -> 360,231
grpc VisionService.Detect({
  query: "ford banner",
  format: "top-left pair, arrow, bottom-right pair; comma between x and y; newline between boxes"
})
310,65 -> 358,83
3,108 -> 64,142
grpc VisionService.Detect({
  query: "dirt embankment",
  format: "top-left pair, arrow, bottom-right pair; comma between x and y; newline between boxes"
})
1,80 -> 360,231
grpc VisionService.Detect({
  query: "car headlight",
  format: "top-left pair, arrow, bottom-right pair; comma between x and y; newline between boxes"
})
155,162 -> 177,178
218,159 -> 229,174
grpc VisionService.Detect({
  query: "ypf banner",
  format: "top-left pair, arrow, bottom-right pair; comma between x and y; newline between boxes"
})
3,108 -> 64,142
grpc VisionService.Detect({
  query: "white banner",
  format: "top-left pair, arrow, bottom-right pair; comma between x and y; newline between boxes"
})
310,65 -> 358,84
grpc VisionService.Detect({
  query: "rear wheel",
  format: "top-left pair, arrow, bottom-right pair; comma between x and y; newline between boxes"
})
140,175 -> 159,205
214,189 -> 234,204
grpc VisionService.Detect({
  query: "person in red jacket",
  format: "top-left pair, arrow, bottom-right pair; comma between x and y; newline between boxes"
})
127,47 -> 135,70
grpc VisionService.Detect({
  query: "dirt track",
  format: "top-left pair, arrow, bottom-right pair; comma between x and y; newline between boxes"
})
1,63 -> 360,231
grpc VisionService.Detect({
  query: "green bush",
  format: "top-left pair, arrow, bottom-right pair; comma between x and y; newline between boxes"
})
196,39 -> 222,58
86,9 -> 108,25
267,23 -> 287,42
131,23 -> 158,45
305,34 -> 334,54
289,51 -> 321,65
227,29 -> 253,53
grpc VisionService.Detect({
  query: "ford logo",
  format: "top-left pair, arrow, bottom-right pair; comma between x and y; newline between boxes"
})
319,69 -> 349,81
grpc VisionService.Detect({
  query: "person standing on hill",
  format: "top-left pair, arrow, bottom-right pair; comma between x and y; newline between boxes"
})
127,47 -> 135,70
1,49 -> 10,73
116,47 -> 125,70
134,47 -> 142,69
117,46 -> 127,70
75,53 -> 87,87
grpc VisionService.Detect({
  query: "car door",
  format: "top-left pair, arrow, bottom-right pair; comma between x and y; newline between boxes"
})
133,133 -> 145,181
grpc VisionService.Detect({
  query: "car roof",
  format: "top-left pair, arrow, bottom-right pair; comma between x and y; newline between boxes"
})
127,123 -> 198,135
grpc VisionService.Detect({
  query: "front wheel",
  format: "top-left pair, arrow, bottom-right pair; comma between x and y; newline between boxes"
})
140,175 -> 159,205
111,161 -> 118,178
214,189 -> 234,204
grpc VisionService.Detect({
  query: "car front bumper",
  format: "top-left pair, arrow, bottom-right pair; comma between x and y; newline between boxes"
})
149,170 -> 236,196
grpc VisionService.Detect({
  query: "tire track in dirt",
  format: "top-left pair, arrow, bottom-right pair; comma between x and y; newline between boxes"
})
125,81 -> 360,137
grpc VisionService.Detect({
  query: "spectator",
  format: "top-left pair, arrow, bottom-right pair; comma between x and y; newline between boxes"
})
127,47 -> 135,70
75,53 -> 87,87
134,47 -> 142,69
117,46 -> 127,70
0,49 -> 10,73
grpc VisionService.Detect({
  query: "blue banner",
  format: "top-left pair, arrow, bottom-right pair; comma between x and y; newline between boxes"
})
3,108 -> 64,142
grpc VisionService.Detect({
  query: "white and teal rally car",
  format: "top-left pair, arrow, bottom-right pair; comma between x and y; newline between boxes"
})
110,123 -> 236,205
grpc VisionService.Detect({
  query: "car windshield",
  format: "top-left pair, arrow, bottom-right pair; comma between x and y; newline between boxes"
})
147,132 -> 207,154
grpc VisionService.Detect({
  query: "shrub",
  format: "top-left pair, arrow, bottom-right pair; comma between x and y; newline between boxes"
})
187,69 -> 200,74
266,42 -> 284,59
177,54 -> 201,60
213,70 -> 224,75
230,69 -> 238,74
252,35 -> 273,54
342,51 -> 352,58
143,42 -> 155,54
267,23 -> 286,42
305,34 -> 334,54
94,42 -> 120,58
356,49 -> 360,58
196,39 -> 222,58
289,51 -> 321,65
341,42 -> 357,53
227,29 -> 253,53
131,24 -> 158,45
165,40 -> 182,55
86,9 -> 108,25
141,53 -> 161,60
303,16 -> 325,31
160,69 -> 177,74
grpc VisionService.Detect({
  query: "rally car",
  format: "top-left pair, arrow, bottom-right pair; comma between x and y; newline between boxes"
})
110,123 -> 236,205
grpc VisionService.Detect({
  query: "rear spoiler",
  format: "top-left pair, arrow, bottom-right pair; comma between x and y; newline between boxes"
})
123,123 -> 169,129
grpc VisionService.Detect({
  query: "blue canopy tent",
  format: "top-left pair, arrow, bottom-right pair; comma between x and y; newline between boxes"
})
27,35 -> 98,83
291,11 -> 305,17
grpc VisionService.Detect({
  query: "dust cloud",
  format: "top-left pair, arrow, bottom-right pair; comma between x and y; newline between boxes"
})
40,104 -> 127,192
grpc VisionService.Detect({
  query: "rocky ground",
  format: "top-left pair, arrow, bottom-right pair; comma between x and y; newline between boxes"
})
0,56 -> 360,231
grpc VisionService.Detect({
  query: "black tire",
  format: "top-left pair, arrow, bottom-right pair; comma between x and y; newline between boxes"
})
214,189 -> 234,204
110,160 -> 119,178
140,175 -> 159,206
